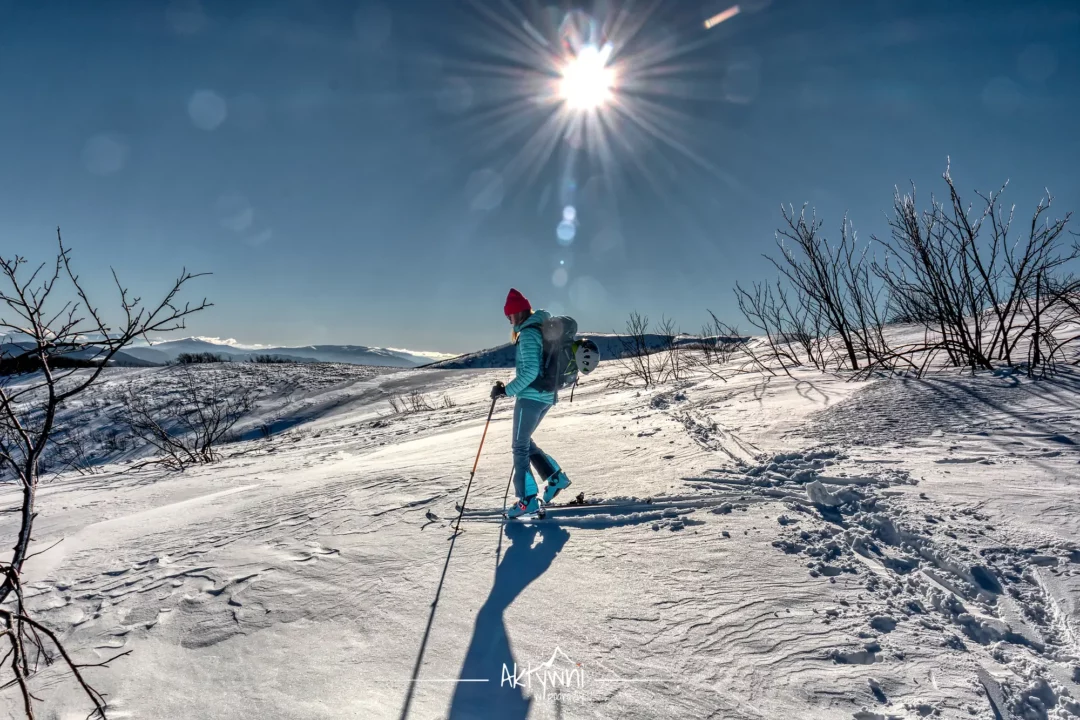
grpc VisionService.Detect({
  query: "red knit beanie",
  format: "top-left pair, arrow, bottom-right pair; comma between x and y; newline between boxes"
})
503,288 -> 531,317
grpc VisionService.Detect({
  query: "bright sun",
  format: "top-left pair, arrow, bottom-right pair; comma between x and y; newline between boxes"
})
559,44 -> 615,111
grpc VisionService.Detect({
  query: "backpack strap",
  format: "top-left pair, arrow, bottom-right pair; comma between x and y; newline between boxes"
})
524,322 -> 553,393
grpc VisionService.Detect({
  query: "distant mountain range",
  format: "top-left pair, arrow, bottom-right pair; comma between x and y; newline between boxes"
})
4,332 -> 748,373
122,338 -> 438,368
0,343 -> 157,369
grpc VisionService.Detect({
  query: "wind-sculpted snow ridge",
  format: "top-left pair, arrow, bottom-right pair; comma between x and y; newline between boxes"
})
805,368 -> 1080,450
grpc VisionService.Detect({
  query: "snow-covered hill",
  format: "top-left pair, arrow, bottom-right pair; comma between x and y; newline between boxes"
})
122,337 -> 448,368
0,342 -> 159,368
428,332 -> 742,370
3,351 -> 1080,719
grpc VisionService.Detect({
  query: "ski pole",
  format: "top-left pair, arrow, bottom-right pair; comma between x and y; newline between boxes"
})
449,396 -> 498,536
501,469 -> 513,513
495,467 -> 514,568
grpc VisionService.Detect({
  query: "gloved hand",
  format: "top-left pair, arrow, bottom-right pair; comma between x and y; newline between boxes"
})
490,381 -> 506,399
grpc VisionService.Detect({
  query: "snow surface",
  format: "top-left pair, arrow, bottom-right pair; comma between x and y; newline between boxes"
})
2,353 -> 1080,719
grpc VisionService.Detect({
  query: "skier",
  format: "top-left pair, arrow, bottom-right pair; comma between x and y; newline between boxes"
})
491,288 -> 572,519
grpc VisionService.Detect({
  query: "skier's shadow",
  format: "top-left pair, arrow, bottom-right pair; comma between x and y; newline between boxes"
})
447,522 -> 570,720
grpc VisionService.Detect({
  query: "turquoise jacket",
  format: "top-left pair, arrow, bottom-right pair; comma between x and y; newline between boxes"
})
505,310 -> 556,405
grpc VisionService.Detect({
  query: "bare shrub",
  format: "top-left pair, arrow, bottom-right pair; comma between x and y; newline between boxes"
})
0,354 -> 100,375
248,354 -> 295,364
388,390 -> 435,414
688,312 -> 748,377
96,426 -> 133,455
737,206 -> 891,373
616,312 -> 669,387
695,324 -> 719,366
734,281 -> 809,373
441,393 -> 456,409
49,427 -> 102,476
656,316 -> 687,382
175,351 -> 227,364
887,286 -> 939,325
408,391 -> 435,413
0,230 -> 207,717
123,366 -> 256,468
735,163 -> 1079,378
1026,274 -> 1080,376
40,424 -> 133,473
871,163 -> 1078,376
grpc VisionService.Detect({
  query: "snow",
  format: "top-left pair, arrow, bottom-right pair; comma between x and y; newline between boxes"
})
2,350 -> 1080,719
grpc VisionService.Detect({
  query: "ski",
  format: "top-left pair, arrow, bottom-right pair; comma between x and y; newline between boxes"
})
462,497 -> 648,518
460,493 -> 733,519
465,512 -> 553,525
463,502 -> 657,523
503,508 -> 545,521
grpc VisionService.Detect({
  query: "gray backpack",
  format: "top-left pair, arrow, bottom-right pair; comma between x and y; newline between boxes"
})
527,316 -> 579,393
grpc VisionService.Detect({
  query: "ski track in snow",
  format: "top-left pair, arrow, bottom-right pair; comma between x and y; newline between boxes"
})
3,361 -> 1080,719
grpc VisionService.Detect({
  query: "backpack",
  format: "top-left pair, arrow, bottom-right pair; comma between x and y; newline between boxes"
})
528,316 -> 580,393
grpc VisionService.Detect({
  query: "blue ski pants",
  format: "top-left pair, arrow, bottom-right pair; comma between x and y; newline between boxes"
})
511,398 -> 558,500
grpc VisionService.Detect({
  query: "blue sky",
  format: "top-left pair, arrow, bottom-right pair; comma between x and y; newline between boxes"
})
2,0 -> 1078,353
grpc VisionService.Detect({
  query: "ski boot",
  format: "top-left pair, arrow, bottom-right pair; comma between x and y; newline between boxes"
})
505,495 -> 542,520
541,470 -> 572,504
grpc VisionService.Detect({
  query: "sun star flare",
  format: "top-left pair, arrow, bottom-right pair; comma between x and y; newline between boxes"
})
559,44 -> 615,111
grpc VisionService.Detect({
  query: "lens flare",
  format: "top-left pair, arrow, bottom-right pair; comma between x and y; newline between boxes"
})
704,5 -> 741,30
437,1 -> 759,307
450,0 -> 749,266
559,44 -> 615,111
